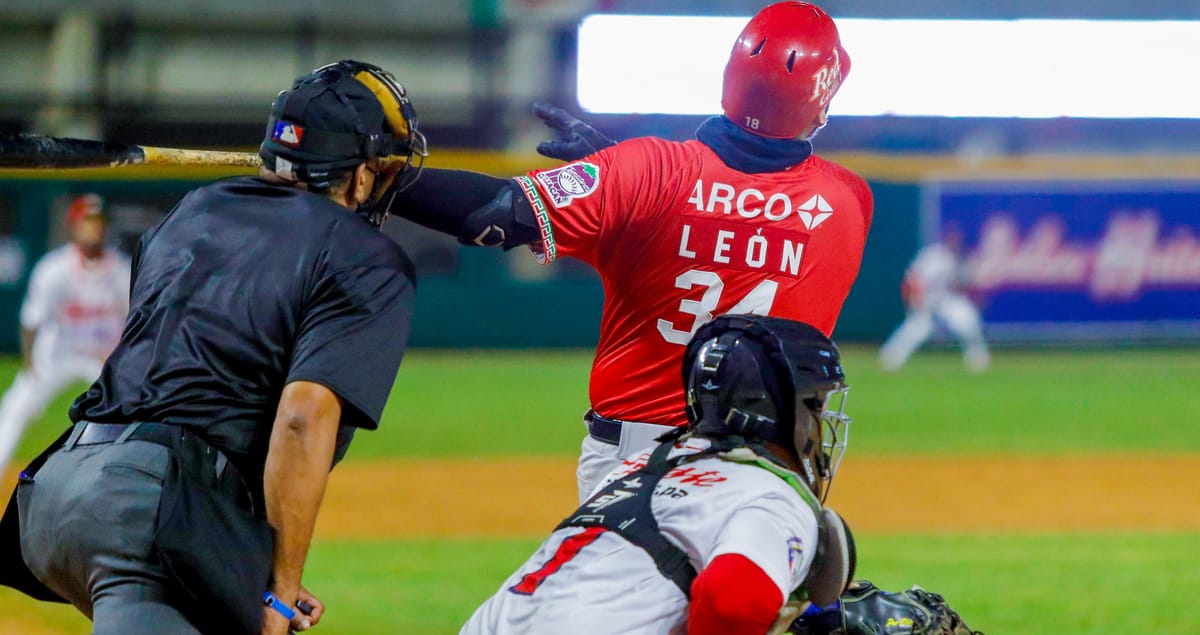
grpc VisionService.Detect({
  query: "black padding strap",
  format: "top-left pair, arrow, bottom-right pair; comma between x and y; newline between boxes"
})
557,442 -> 697,597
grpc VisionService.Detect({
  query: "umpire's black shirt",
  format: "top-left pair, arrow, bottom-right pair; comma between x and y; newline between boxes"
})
70,176 -> 415,501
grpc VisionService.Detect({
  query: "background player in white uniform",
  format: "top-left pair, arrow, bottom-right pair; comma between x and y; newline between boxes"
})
461,315 -> 855,635
0,194 -> 130,475
879,226 -> 989,372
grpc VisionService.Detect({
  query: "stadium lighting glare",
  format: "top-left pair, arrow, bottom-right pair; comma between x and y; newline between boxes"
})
576,16 -> 1200,119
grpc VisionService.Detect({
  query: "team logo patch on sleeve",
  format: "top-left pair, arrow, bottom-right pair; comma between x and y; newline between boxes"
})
535,162 -> 600,207
787,536 -> 805,578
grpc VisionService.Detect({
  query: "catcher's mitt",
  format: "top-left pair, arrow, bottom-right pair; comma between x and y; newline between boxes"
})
790,581 -> 983,635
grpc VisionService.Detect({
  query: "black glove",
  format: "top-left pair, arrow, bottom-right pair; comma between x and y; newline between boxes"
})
790,581 -> 983,635
531,101 -> 617,162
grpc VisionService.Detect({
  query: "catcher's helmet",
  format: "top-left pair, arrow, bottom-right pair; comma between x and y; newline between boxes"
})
683,314 -> 850,501
722,1 -> 850,140
259,60 -> 428,226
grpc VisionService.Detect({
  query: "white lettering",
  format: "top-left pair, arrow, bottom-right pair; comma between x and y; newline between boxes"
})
688,180 -> 705,210
746,230 -> 768,268
965,211 -> 1200,300
1091,212 -> 1157,298
714,230 -> 734,264
737,189 -> 765,218
781,240 -> 805,276
678,224 -> 697,259
707,183 -> 736,214
970,216 -> 1092,290
764,193 -> 792,221
684,183 -> 825,225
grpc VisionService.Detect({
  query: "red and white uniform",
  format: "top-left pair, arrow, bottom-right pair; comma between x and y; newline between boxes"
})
460,438 -> 820,635
516,138 -> 872,497
0,245 -> 130,473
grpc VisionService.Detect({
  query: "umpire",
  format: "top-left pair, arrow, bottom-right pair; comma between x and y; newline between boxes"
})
0,60 -> 424,635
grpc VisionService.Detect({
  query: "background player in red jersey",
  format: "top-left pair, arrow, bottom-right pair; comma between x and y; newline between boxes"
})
391,1 -> 874,500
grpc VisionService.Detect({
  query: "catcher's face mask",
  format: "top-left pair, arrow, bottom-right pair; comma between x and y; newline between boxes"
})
795,384 -> 851,503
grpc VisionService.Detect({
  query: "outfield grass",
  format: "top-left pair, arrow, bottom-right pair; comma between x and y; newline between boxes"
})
374,346 -> 1200,457
3,346 -> 1198,461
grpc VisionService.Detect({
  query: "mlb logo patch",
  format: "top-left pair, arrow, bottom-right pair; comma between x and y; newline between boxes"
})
273,122 -> 304,147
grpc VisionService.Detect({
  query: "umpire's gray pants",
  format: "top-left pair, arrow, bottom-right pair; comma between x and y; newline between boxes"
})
17,435 -> 202,634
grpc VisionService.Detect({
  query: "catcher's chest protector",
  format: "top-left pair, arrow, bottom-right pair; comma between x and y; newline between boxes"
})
557,441 -> 697,596
559,440 -> 851,604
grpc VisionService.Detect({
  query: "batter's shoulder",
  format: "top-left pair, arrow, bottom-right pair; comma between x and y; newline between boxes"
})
808,154 -> 873,214
602,135 -> 701,163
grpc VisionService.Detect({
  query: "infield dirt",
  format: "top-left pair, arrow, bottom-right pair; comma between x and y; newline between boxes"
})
309,454 -> 1200,537
5,455 -> 1199,540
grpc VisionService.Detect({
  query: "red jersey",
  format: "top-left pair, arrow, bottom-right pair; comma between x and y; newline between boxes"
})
517,137 -> 873,427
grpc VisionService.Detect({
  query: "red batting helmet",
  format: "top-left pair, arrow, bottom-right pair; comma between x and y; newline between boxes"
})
722,1 -> 850,139
65,193 -> 105,228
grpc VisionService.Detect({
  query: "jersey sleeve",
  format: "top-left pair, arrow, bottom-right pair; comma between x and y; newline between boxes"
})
286,240 -> 415,430
18,255 -> 57,330
688,553 -> 783,635
707,492 -> 820,600
515,137 -> 669,267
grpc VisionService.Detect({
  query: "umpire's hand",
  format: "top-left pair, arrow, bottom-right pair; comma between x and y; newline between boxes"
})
532,102 -> 617,162
261,585 -> 324,634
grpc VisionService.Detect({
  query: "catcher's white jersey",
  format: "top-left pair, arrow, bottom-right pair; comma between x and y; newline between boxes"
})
19,245 -> 130,361
460,439 -> 820,635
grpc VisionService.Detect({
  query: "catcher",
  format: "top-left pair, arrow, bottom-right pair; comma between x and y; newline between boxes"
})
460,314 -> 857,634
460,314 -> 982,635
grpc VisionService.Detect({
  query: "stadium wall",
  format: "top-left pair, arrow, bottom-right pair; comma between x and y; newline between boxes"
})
3,150 -> 1195,350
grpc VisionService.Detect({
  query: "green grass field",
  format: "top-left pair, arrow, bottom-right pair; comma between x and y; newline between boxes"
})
1,346 -> 1199,633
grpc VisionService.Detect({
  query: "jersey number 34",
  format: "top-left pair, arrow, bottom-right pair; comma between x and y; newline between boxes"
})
656,269 -> 778,345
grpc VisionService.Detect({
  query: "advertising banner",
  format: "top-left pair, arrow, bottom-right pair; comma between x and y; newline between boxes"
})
924,180 -> 1200,342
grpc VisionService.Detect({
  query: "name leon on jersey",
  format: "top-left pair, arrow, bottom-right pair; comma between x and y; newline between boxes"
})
677,180 -> 837,276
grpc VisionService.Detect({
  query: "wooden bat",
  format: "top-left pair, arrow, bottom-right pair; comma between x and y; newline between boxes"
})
0,133 -> 261,169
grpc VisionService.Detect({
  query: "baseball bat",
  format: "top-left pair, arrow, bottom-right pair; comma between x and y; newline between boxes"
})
0,133 -> 261,169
